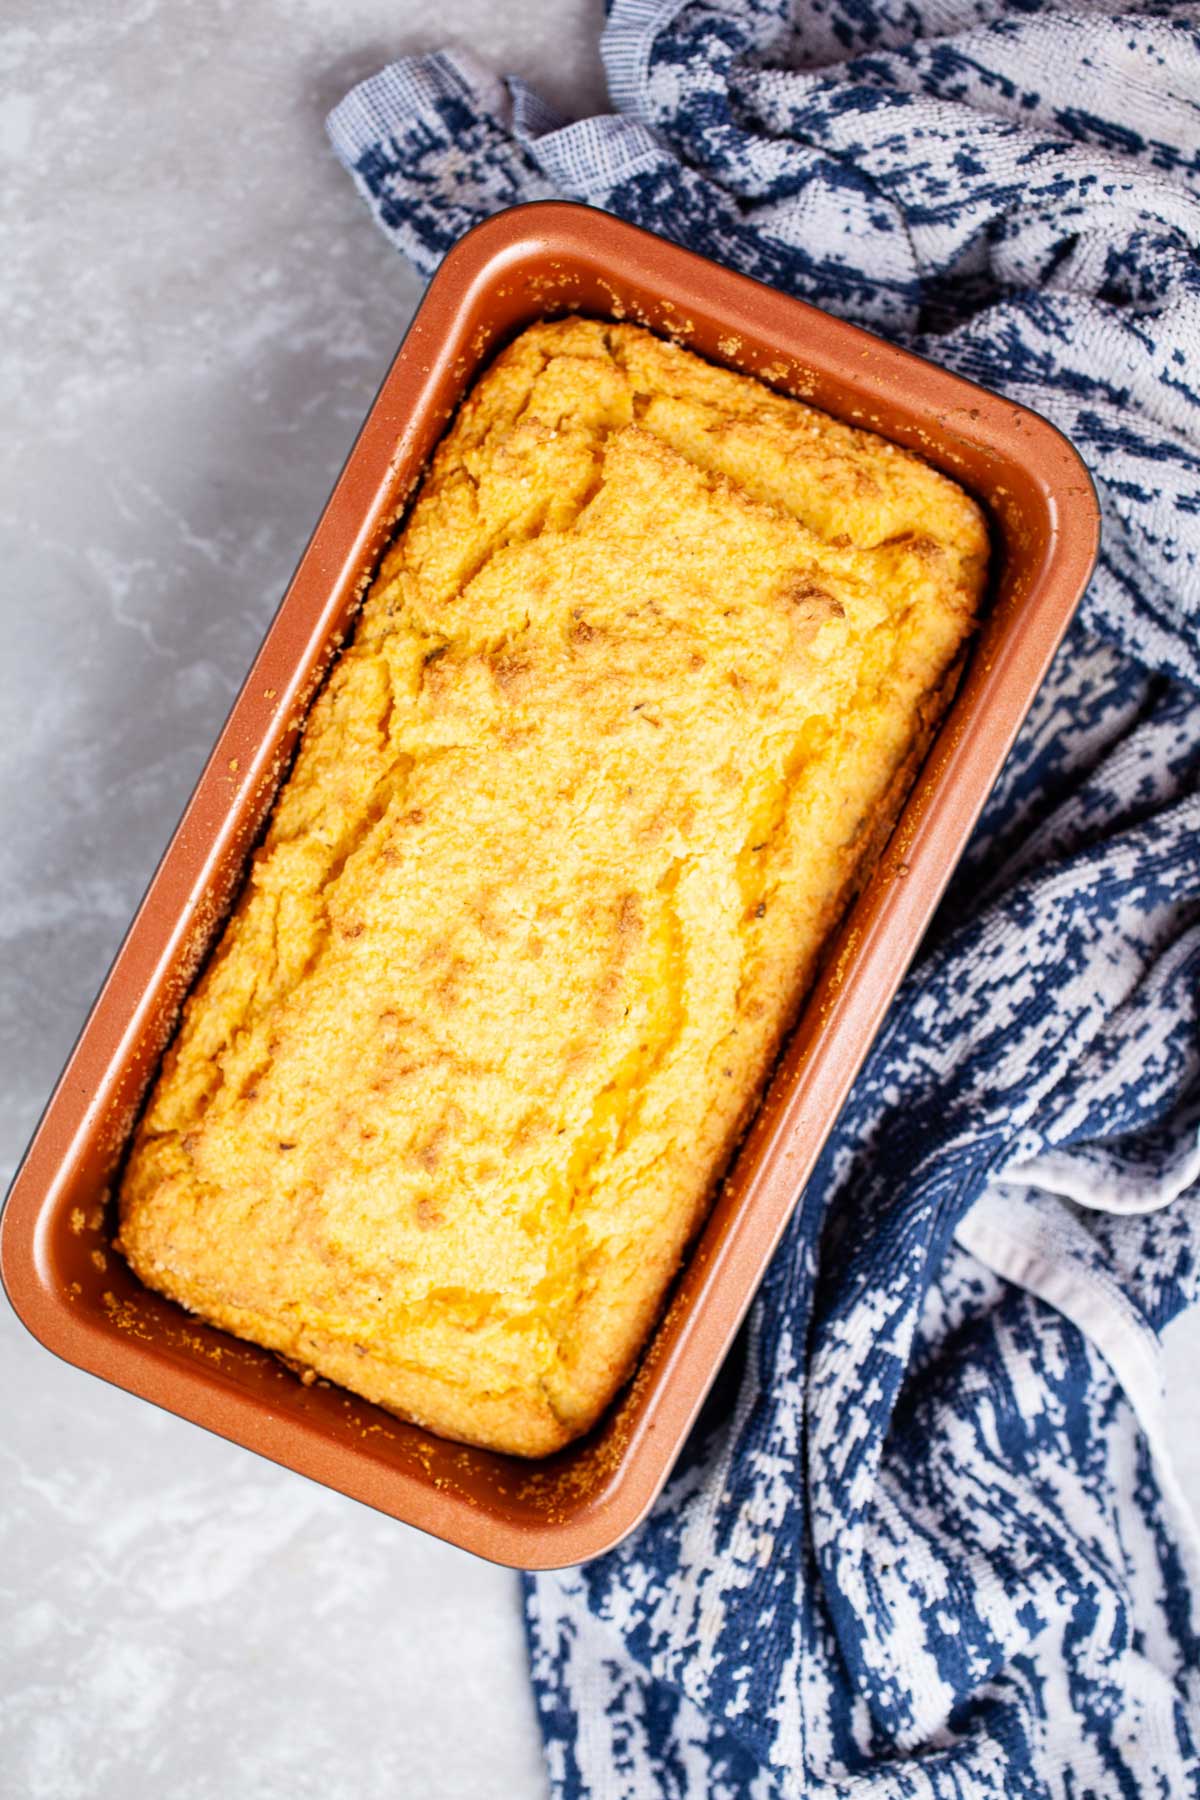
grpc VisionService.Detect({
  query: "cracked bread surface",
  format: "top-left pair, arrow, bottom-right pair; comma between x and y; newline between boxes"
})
117,317 -> 988,1456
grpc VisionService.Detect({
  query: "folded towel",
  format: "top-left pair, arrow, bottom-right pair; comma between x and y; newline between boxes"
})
328,5 -> 1200,1791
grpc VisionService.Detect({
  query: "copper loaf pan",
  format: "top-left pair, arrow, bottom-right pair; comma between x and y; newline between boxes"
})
1,204 -> 1098,1568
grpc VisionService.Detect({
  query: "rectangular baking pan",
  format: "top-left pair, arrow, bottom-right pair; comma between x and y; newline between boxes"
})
1,203 -> 1098,1568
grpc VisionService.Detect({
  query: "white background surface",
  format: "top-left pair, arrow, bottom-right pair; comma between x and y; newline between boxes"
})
1,5 -> 1196,1796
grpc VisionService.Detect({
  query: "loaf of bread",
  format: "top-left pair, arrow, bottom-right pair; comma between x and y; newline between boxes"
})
117,318 -> 987,1456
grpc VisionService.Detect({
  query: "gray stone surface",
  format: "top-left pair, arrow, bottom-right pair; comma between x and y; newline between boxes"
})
1,5 -> 1195,1796
0,4 -> 607,1794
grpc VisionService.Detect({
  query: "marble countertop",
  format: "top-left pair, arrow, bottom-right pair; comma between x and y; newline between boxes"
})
2,5 -> 1195,1795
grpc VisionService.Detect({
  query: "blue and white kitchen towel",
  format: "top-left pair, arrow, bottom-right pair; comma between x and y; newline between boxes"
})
328,4 -> 1200,1792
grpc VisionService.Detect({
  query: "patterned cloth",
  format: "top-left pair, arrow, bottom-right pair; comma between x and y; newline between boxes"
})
328,5 -> 1200,1792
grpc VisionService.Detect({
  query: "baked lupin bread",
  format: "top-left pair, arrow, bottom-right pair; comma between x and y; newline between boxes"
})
117,318 -> 987,1455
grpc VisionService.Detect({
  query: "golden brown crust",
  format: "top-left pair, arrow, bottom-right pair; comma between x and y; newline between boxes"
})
117,318 -> 987,1457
